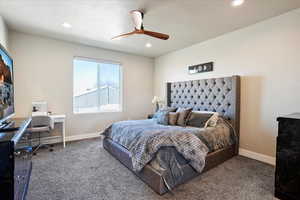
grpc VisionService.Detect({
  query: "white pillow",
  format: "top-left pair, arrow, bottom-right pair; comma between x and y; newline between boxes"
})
204,112 -> 219,128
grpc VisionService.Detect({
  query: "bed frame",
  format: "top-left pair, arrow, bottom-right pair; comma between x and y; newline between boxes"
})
103,75 -> 240,195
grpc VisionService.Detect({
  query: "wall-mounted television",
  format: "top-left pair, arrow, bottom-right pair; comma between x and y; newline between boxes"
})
0,43 -> 14,126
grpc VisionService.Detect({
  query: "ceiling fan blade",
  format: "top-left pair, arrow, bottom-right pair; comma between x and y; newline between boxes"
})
143,30 -> 169,40
111,30 -> 137,40
130,10 -> 143,30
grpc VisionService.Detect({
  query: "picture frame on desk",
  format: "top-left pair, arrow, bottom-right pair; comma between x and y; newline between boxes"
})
32,101 -> 48,116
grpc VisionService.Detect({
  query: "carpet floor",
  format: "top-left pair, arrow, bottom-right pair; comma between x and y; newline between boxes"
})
27,138 -> 276,200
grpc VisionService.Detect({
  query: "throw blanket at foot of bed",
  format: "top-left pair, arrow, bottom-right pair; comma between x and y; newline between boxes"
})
102,119 -> 209,174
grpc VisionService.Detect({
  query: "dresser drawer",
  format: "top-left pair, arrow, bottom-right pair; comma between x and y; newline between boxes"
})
278,119 -> 300,140
277,136 -> 300,153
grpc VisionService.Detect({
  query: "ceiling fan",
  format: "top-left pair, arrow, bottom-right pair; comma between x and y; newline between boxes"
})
112,10 -> 170,40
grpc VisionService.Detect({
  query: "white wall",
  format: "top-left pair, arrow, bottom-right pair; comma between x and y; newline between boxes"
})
154,8 -> 300,157
0,16 -> 8,50
9,31 -> 154,136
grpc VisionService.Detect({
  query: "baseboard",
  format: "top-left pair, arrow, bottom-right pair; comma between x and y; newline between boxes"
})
66,132 -> 101,142
34,132 -> 101,146
239,148 -> 276,166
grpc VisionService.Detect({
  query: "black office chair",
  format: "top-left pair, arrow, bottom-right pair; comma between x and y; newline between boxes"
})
27,115 -> 53,155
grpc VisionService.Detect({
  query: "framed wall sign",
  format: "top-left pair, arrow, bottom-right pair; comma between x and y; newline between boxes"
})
188,62 -> 214,74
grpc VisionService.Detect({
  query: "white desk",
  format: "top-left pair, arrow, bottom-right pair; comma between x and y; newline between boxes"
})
49,114 -> 66,148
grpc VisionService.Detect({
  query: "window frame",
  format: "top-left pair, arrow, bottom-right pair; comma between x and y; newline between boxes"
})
72,56 -> 123,114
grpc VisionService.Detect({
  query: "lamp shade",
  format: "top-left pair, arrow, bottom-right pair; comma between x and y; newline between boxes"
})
152,96 -> 160,104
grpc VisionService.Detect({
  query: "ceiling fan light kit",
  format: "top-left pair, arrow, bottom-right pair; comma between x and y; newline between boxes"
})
112,10 -> 170,41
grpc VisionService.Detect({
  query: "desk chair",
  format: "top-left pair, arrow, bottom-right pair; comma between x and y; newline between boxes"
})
27,115 -> 53,155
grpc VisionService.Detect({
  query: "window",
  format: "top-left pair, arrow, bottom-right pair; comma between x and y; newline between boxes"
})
73,57 -> 122,113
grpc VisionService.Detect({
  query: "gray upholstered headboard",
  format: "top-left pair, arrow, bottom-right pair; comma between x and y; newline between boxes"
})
166,75 -> 240,147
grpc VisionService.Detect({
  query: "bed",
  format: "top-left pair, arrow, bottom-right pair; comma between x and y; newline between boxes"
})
103,75 -> 240,195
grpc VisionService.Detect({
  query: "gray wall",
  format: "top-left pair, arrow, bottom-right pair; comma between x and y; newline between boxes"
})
154,8 -> 300,158
9,31 -> 154,136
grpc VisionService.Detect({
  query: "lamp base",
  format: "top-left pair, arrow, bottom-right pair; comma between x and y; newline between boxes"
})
155,103 -> 159,112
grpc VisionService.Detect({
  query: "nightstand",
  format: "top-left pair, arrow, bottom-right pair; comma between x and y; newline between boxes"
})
147,114 -> 154,119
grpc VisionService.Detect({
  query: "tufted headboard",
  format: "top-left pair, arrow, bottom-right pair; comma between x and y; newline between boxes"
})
166,76 -> 240,151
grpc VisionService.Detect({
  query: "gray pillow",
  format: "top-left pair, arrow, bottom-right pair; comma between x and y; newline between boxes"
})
153,107 -> 177,125
168,112 -> 179,125
186,111 -> 214,128
153,107 -> 177,118
176,107 -> 192,126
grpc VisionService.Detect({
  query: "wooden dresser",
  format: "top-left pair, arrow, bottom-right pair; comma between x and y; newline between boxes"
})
275,113 -> 300,200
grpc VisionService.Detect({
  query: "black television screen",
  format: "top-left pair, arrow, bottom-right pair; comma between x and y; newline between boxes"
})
0,44 -> 14,124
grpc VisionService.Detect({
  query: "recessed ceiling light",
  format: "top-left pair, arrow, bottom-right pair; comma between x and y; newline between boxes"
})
231,0 -> 244,7
62,22 -> 72,28
145,43 -> 152,48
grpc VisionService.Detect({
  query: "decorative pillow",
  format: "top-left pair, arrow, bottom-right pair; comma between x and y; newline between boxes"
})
168,112 -> 179,125
186,111 -> 215,128
153,107 -> 177,125
176,107 -> 193,126
154,111 -> 169,125
205,112 -> 219,128
153,107 -> 177,118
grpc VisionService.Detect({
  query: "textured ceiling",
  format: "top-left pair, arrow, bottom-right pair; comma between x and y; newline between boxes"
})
0,0 -> 300,57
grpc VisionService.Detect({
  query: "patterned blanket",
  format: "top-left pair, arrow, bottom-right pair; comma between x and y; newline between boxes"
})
102,119 -> 209,173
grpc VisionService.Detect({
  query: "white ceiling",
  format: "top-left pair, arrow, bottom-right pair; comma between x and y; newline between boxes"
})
0,0 -> 300,58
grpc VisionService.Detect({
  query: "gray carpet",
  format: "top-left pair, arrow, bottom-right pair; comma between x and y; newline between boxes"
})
28,138 -> 276,200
